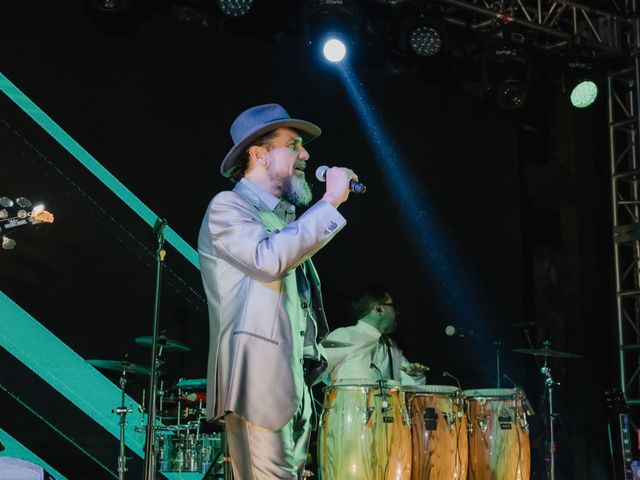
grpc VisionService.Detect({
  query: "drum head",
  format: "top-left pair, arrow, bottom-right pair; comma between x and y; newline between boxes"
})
463,388 -> 518,398
326,378 -> 402,389
402,384 -> 460,394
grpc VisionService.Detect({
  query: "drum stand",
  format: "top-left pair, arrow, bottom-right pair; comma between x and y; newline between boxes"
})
541,359 -> 558,480
113,363 -> 133,480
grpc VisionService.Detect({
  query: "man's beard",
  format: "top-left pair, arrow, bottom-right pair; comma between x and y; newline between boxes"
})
281,173 -> 313,207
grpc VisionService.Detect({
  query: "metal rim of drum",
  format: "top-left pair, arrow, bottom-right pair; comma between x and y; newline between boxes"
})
325,378 -> 403,390
463,388 -> 519,398
402,384 -> 461,395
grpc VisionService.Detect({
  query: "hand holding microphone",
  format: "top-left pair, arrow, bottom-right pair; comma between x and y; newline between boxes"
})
315,165 -> 367,194
316,165 -> 366,208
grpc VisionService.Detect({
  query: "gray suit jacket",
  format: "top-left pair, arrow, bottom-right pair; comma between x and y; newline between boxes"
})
197,180 -> 346,430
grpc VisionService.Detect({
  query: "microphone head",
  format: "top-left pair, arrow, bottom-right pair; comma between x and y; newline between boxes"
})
315,165 -> 329,182
445,325 -> 455,336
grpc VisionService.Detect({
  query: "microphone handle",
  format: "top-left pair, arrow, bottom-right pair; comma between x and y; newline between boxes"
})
349,179 -> 367,194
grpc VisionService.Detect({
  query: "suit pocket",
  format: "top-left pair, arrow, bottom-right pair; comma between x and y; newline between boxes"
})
232,330 -> 280,345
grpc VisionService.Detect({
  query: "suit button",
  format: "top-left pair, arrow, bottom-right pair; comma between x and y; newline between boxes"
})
301,302 -> 308,309
300,358 -> 304,365
300,330 -> 305,337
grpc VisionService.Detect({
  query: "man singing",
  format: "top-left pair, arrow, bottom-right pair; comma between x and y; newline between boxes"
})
198,103 -> 357,479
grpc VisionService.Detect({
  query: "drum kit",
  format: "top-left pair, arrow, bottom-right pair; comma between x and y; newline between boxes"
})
316,339 -> 581,480
87,334 -> 228,479
87,328 -> 579,480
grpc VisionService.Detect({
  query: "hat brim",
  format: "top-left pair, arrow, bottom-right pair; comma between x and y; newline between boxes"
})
220,119 -> 321,178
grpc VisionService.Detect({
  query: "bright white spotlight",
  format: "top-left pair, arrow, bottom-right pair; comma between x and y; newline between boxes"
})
323,38 -> 347,63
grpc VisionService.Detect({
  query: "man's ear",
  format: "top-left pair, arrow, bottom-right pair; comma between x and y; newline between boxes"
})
248,145 -> 267,166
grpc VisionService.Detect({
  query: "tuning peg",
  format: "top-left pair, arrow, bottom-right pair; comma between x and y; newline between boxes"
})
0,197 -> 13,208
2,237 -> 16,250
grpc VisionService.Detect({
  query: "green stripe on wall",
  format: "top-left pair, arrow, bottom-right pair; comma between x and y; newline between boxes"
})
0,291 -> 146,456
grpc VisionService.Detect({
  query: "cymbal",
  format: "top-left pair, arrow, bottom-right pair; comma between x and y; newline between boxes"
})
176,378 -> 207,390
87,359 -> 151,375
321,340 -> 353,348
512,346 -> 582,359
135,335 -> 190,353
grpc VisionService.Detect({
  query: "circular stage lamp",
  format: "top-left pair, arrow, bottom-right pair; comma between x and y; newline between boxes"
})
217,0 -> 254,18
570,80 -> 598,109
323,38 -> 347,63
409,25 -> 443,57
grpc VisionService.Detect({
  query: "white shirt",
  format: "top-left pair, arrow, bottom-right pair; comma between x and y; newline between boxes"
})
322,320 -> 426,385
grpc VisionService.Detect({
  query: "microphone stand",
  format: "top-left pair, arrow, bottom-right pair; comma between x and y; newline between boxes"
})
114,361 -> 133,480
142,218 -> 167,480
370,363 -> 389,411
541,355 -> 558,480
494,340 -> 503,388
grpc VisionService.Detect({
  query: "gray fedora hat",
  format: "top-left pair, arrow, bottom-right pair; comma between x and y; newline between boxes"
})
220,103 -> 321,177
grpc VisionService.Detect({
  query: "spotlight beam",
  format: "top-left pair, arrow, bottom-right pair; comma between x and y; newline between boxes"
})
336,63 -> 487,328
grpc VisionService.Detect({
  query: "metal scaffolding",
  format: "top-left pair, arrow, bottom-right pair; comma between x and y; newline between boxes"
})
609,56 -> 640,405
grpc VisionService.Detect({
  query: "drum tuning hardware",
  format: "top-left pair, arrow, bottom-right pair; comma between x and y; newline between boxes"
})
520,415 -> 529,434
477,415 -> 489,433
442,411 -> 456,432
358,406 -> 374,423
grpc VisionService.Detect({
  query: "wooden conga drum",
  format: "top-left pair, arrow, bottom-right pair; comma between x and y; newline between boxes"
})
463,388 -> 531,480
404,385 -> 468,480
317,379 -> 412,480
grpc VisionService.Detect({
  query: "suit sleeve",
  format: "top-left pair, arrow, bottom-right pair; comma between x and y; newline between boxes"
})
205,192 -> 346,282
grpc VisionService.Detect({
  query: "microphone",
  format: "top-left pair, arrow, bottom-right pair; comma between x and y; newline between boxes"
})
442,371 -> 462,390
370,363 -> 384,381
442,371 -> 464,420
315,165 -> 367,194
502,373 -> 518,388
445,325 -> 474,337
369,363 -> 389,409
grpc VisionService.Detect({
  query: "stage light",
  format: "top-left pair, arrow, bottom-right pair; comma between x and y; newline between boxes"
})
398,16 -> 449,60
409,25 -> 441,57
304,0 -> 360,63
323,38 -> 347,63
89,0 -> 132,13
217,0 -> 254,18
570,80 -> 598,108
562,60 -> 599,109
481,46 -> 531,110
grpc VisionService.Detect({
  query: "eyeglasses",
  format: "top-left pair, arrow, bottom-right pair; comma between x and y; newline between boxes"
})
379,302 -> 398,314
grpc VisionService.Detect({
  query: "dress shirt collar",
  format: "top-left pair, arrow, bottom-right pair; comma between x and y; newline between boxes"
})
235,178 -> 296,222
354,320 -> 383,338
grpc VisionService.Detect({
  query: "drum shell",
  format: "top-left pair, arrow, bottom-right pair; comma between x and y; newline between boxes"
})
463,389 -> 530,480
157,431 -> 222,473
404,385 -> 468,480
317,380 -> 412,480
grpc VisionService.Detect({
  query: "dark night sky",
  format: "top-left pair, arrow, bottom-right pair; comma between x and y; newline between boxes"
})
0,1 -> 615,478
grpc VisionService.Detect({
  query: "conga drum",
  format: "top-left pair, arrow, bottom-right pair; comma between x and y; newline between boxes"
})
463,388 -> 531,480
403,385 -> 468,480
317,379 -> 412,480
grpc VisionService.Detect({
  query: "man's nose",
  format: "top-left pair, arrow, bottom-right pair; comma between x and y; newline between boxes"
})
298,146 -> 309,161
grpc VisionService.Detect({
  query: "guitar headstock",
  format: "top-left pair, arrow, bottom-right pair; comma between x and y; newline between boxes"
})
0,196 -> 54,249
